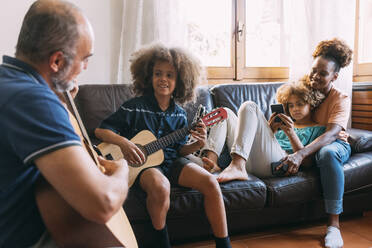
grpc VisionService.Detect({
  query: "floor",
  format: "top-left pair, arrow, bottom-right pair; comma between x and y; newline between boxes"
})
174,211 -> 372,248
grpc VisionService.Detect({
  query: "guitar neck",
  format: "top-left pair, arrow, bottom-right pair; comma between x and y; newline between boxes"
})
144,126 -> 191,155
136,107 -> 226,157
63,91 -> 100,166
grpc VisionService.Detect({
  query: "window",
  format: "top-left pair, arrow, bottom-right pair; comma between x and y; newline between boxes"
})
182,0 -> 289,81
180,0 -> 234,79
243,0 -> 289,80
354,0 -> 372,82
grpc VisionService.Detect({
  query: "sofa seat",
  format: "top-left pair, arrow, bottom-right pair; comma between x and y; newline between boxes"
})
344,152 -> 372,193
123,175 -> 267,220
261,147 -> 372,209
169,175 -> 267,217
263,170 -> 321,207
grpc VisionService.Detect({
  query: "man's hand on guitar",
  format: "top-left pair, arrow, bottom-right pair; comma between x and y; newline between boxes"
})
98,156 -> 128,176
119,138 -> 146,165
190,121 -> 207,149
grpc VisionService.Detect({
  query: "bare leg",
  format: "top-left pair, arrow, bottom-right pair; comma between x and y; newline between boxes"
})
217,153 -> 248,183
328,214 -> 340,228
178,163 -> 228,238
139,168 -> 170,229
202,150 -> 221,173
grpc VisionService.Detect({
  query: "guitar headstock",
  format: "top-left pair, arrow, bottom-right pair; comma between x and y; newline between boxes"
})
199,107 -> 227,127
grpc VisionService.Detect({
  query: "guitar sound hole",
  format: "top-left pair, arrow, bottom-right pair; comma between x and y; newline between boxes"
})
105,153 -> 114,160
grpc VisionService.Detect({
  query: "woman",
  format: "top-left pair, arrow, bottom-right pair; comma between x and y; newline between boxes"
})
217,38 -> 352,248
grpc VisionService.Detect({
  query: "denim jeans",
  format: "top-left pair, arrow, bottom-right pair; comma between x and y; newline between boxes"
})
315,139 -> 351,215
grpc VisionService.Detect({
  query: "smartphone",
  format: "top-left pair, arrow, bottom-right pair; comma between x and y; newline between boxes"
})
271,161 -> 288,176
270,104 -> 284,123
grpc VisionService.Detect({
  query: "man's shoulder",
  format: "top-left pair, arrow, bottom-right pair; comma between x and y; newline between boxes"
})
0,78 -> 56,107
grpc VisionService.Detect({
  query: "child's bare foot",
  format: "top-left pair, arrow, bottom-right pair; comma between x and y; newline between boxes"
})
217,162 -> 248,183
202,157 -> 221,173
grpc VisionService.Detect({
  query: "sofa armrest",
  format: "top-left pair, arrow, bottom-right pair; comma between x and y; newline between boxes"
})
348,128 -> 372,153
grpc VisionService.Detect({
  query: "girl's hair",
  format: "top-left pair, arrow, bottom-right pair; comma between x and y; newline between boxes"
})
130,43 -> 203,104
276,77 -> 325,115
312,38 -> 353,72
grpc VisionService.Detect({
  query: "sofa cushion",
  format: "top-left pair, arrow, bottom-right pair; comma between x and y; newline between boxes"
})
263,169 -> 322,207
263,151 -> 372,207
124,175 -> 267,223
169,176 -> 266,217
75,84 -> 135,141
210,82 -> 283,119
344,152 -> 372,193
348,128 -> 372,153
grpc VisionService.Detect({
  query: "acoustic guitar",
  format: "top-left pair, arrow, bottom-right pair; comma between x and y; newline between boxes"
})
97,107 -> 227,187
34,91 -> 138,248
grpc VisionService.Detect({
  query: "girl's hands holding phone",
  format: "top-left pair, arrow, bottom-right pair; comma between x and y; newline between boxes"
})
268,113 -> 282,133
277,114 -> 295,136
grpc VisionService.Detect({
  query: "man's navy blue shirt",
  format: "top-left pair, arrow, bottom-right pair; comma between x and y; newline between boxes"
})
0,56 -> 81,247
99,94 -> 188,171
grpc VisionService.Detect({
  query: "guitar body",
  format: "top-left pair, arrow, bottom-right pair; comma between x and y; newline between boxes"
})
35,178 -> 138,248
97,108 -> 227,187
34,92 -> 138,248
97,130 -> 164,187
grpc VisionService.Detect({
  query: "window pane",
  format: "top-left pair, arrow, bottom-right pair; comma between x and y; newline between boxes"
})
180,0 -> 232,67
245,0 -> 289,67
358,0 -> 372,63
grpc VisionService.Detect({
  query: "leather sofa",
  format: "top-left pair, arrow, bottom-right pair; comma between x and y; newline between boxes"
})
75,83 -> 372,248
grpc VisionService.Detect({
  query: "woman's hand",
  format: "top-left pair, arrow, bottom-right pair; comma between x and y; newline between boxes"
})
119,138 -> 146,165
268,113 -> 282,133
337,130 -> 349,140
278,151 -> 304,175
190,121 -> 207,149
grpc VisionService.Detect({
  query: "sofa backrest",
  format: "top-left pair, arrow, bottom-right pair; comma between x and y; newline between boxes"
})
210,82 -> 284,120
75,83 -> 285,141
75,84 -> 214,141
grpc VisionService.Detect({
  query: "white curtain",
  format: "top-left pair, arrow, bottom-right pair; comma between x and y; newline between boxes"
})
117,0 -> 356,98
116,0 -> 187,84
287,0 -> 356,97
287,0 -> 356,127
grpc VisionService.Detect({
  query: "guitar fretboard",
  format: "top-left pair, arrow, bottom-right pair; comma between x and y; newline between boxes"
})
144,126 -> 192,155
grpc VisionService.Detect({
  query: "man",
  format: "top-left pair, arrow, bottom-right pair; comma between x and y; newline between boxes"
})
0,0 -> 129,247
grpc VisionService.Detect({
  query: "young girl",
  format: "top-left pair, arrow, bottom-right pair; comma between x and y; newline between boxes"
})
199,78 -> 326,178
95,44 -> 231,248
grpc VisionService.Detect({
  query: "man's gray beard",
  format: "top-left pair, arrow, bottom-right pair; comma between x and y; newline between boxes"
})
52,80 -> 74,92
51,65 -> 74,93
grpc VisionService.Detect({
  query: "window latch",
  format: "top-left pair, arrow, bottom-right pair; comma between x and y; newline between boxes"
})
237,21 -> 245,42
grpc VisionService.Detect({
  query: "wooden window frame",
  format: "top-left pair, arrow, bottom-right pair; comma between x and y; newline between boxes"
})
353,0 -> 372,82
206,0 -> 289,82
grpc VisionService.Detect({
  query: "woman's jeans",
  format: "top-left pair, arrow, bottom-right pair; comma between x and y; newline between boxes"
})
315,139 -> 351,215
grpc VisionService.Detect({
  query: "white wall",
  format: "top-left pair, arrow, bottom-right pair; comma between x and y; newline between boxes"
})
0,0 -> 123,84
